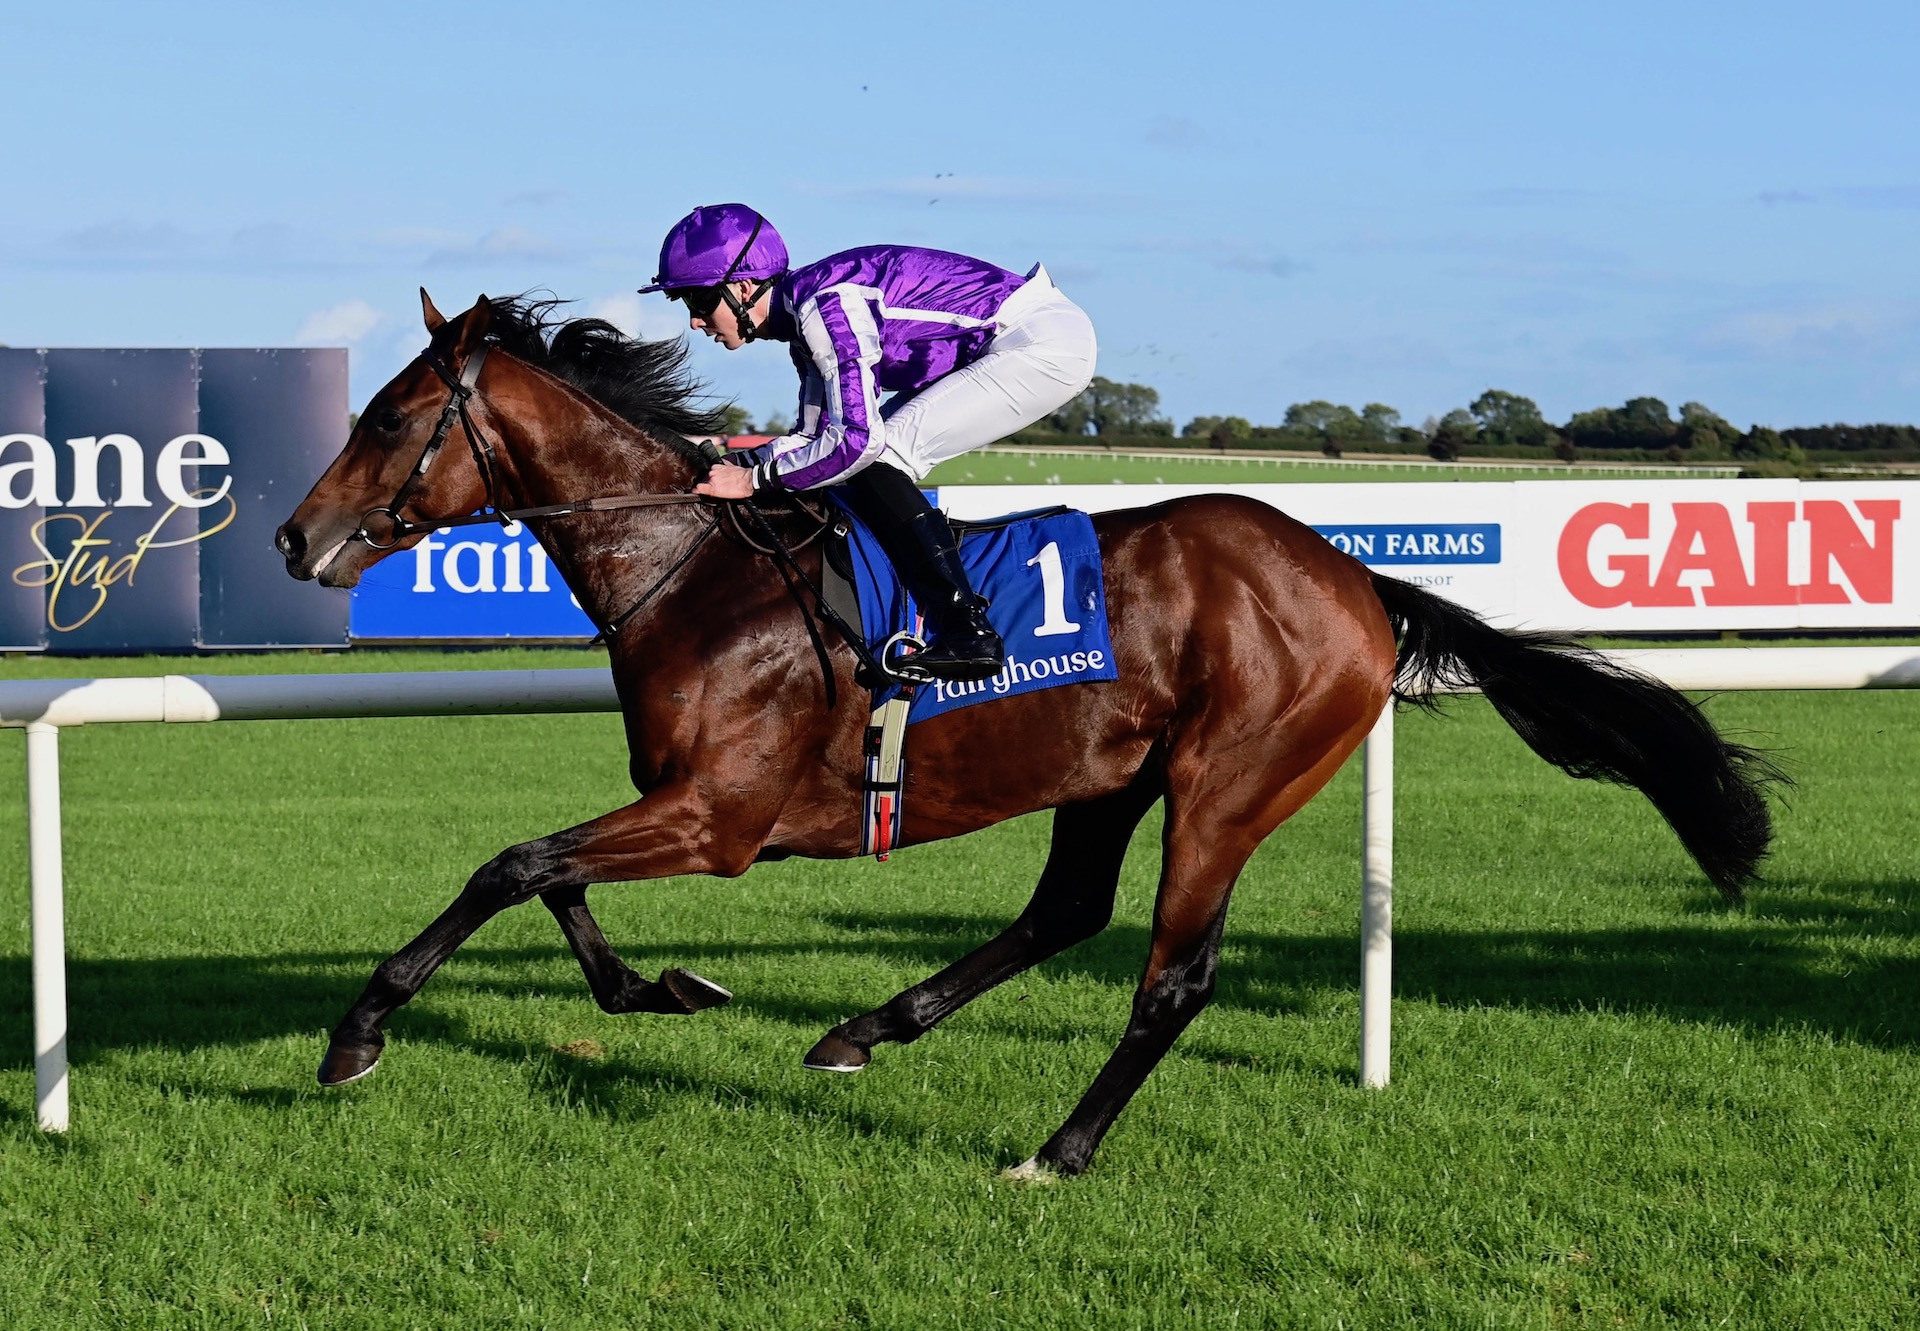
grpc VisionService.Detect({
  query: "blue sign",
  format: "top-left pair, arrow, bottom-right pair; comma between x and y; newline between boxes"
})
349,519 -> 596,638
1311,523 -> 1501,565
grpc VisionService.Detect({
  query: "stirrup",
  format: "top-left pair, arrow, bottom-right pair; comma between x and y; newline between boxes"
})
905,631 -> 1005,683
879,630 -> 936,685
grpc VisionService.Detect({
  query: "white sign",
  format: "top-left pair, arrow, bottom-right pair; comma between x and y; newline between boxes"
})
936,481 -> 1917,632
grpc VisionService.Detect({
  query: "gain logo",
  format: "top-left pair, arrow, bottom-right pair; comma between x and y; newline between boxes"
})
1557,499 -> 1901,607
2,432 -> 236,631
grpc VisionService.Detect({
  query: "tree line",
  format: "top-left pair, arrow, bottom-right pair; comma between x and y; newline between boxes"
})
1026,378 -> 1920,464
725,377 -> 1920,465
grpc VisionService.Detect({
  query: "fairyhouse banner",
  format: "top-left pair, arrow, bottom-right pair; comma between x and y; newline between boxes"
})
0,348 -> 350,652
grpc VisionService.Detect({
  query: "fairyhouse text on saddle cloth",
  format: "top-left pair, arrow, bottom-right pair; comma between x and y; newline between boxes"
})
835,505 -> 1119,724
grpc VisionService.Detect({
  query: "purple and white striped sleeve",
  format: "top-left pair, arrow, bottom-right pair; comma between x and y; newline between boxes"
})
750,286 -> 885,492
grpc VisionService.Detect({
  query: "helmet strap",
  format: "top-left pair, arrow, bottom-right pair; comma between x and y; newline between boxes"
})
723,278 -> 778,343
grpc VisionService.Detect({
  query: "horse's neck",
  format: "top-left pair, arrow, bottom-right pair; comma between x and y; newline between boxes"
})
485,365 -> 716,631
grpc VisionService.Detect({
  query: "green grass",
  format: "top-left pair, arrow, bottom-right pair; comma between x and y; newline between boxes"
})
925,449 -> 1714,486
1,652 -> 1915,1329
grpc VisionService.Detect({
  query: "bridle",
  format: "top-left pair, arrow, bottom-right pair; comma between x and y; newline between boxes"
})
348,339 -> 728,639
344,336 -> 877,691
351,341 -> 716,552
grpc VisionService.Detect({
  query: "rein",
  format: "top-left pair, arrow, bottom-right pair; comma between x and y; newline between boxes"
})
351,337 -> 887,692
352,343 -> 715,551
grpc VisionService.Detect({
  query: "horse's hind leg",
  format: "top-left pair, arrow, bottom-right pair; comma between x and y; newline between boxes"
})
542,886 -> 734,1016
1014,714 -> 1373,1179
804,779 -> 1159,1072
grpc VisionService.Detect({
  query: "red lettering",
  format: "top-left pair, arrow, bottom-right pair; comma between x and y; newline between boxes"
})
1737,502 -> 1798,604
1648,503 -> 1737,607
1804,499 -> 1899,604
1558,503 -> 1650,608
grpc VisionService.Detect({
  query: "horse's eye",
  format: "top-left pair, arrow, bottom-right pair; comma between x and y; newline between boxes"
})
376,408 -> 405,431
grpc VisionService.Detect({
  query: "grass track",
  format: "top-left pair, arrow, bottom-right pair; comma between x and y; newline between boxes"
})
924,451 -> 1700,486
1,648 -> 1914,1327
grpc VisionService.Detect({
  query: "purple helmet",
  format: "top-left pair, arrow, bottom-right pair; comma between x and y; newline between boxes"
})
639,204 -> 789,293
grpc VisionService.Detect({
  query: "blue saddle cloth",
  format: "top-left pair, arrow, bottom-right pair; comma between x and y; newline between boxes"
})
831,499 -> 1118,723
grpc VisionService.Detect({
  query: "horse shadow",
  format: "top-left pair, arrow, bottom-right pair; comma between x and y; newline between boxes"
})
1,873 -> 1912,1143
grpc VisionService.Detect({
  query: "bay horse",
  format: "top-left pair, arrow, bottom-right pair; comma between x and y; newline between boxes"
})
275,292 -> 1778,1178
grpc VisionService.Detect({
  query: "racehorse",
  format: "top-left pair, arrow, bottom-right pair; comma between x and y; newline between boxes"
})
275,292 -> 1780,1178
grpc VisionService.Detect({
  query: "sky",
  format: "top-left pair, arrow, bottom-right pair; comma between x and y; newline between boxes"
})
4,0 -> 1917,433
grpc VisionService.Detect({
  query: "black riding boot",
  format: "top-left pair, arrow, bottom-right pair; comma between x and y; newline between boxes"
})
841,465 -> 1006,683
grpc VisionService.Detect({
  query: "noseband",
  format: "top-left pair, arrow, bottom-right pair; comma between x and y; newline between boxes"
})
353,344 -> 497,550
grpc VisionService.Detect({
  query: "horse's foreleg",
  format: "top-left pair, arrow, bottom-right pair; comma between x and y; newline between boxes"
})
319,789 -> 754,1086
542,885 -> 733,1016
804,782 -> 1158,1073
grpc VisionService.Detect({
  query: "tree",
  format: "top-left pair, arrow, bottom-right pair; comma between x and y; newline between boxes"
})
759,410 -> 792,434
715,404 -> 754,436
1469,389 -> 1552,449
1563,398 -> 1676,451
1283,400 -> 1368,453
1186,414 -> 1251,443
1428,409 -> 1478,461
1049,395 -> 1094,436
1618,397 -> 1677,448
1360,403 -> 1401,447
1677,402 -> 1739,458
1052,376 -> 1171,436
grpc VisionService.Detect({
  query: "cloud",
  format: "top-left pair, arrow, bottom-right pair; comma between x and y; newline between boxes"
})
1216,251 -> 1305,278
57,220 -> 199,258
294,298 -> 385,345
1750,186 -> 1920,210
795,174 -> 1142,211
1119,235 -> 1303,279
1831,185 -> 1920,210
1467,187 -> 1609,207
584,290 -> 684,342
502,188 -> 570,209
1143,115 -> 1206,151
422,226 -> 570,267
1692,300 -> 1920,359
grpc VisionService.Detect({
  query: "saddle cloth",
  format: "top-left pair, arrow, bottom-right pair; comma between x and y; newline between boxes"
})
828,499 -> 1118,724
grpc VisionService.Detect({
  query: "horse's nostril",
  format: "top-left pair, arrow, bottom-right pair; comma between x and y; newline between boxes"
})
275,524 -> 305,561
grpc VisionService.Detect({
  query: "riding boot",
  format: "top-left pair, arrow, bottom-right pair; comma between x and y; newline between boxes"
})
840,465 -> 1005,683
894,508 -> 1005,683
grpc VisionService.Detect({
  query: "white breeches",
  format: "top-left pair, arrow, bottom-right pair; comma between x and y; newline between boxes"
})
874,267 -> 1098,481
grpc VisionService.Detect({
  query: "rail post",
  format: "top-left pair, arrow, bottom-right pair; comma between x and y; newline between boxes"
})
1360,703 -> 1393,1089
25,722 -> 69,1132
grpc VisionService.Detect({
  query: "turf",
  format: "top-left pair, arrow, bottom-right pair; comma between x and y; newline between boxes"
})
1,650 -> 1915,1329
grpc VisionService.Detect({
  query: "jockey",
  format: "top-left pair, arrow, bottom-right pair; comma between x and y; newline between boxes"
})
641,203 -> 1097,683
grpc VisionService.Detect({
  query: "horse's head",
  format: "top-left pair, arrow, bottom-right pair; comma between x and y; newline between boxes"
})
275,289 -> 497,588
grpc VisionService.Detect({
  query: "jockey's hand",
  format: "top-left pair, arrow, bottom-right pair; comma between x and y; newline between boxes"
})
694,465 -> 755,501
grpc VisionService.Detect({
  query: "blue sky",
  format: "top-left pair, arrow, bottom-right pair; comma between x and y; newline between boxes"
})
5,0 -> 1916,431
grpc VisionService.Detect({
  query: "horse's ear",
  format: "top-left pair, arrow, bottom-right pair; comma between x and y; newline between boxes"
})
452,295 -> 493,359
420,288 -> 446,332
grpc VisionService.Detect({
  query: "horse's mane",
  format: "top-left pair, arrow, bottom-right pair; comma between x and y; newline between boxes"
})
484,293 -> 730,466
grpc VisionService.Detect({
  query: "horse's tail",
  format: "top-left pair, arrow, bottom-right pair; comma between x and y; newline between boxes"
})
1370,571 -> 1785,901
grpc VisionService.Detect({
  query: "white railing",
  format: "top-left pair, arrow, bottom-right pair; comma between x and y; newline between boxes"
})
6,647 -> 1918,1131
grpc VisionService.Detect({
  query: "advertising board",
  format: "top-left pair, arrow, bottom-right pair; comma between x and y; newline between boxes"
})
940,481 -> 1916,633
0,348 -> 350,652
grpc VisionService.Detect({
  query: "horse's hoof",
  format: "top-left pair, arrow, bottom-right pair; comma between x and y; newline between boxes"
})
659,968 -> 732,1014
802,1032 -> 870,1073
1000,1157 -> 1059,1185
317,1041 -> 382,1087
